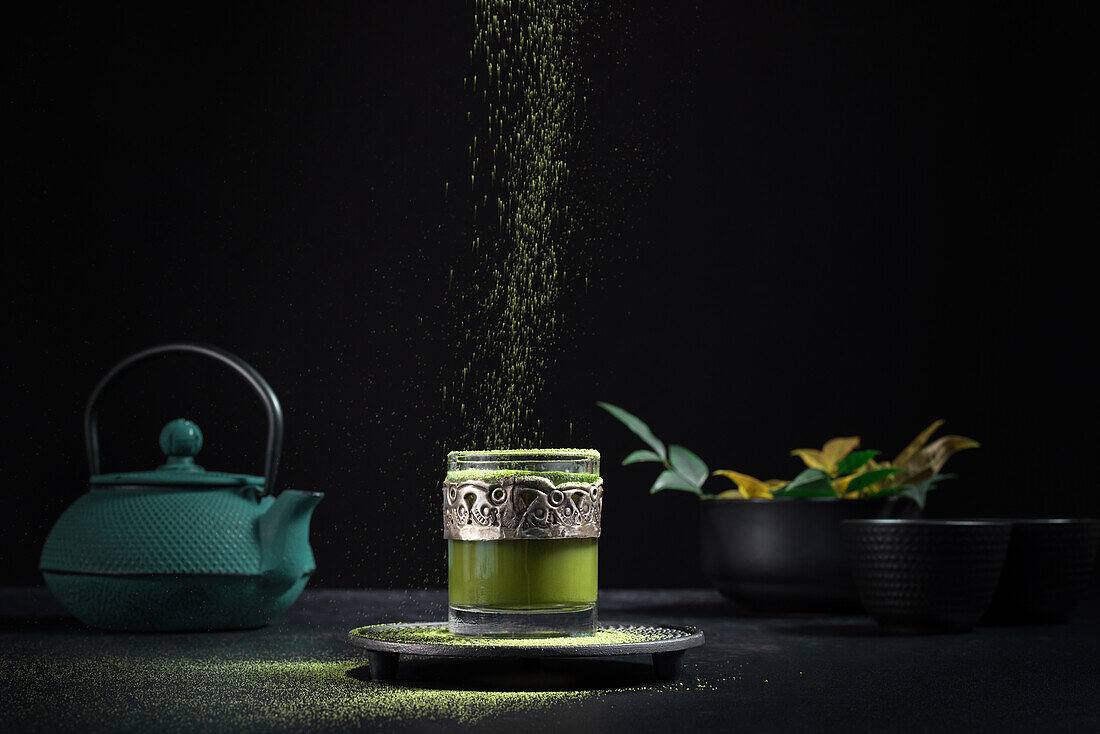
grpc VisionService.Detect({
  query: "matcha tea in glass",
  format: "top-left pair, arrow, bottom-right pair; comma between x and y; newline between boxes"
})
443,449 -> 601,636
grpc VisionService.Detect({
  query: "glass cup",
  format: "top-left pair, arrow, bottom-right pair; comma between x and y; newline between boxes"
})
443,449 -> 601,636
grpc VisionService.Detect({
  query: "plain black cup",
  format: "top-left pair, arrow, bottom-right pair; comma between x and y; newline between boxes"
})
982,519 -> 1100,624
842,519 -> 1012,633
700,497 -> 918,612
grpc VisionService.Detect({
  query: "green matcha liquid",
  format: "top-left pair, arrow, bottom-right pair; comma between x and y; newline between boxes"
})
444,450 -> 601,636
448,538 -> 598,608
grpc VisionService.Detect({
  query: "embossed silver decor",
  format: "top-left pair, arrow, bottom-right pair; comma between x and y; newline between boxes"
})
445,449 -> 601,636
443,475 -> 603,541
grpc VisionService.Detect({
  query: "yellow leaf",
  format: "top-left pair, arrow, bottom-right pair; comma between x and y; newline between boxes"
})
863,483 -> 890,498
922,435 -> 980,475
893,434 -> 980,486
764,479 -> 788,490
712,470 -> 776,499
833,473 -> 857,493
716,489 -> 747,500
821,436 -> 860,471
790,449 -> 829,470
892,420 -> 945,469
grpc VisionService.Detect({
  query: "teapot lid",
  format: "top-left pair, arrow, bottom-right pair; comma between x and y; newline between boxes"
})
90,419 -> 265,489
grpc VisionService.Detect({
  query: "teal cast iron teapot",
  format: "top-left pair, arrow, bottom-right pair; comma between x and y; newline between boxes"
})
40,343 -> 323,631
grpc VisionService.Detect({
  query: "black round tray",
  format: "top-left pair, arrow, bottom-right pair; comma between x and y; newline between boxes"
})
347,622 -> 705,682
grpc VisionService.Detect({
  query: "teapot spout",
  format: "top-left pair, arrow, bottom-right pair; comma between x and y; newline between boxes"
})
258,490 -> 323,587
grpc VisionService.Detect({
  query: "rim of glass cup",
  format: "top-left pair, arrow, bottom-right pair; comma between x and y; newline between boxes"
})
447,448 -> 599,474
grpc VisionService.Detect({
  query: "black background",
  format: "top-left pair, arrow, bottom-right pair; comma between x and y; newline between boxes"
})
5,1 -> 1096,590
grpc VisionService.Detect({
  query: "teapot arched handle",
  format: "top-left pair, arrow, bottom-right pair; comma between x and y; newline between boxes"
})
84,343 -> 283,495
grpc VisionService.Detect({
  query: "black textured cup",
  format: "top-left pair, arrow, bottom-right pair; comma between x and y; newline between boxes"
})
842,520 -> 1012,633
982,519 -> 1100,624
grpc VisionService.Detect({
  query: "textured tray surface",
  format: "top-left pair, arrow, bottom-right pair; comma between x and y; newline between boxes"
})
348,621 -> 703,657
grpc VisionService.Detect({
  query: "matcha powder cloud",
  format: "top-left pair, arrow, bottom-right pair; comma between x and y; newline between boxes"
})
448,0 -> 583,449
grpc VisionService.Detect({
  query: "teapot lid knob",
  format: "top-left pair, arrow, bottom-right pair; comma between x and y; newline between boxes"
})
158,419 -> 204,471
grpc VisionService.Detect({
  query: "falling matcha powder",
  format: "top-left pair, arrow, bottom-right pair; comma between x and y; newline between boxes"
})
450,0 -> 583,449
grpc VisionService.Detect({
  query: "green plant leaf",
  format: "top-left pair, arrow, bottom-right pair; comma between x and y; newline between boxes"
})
669,444 -> 708,487
772,468 -> 836,498
896,487 -> 928,508
847,468 -> 901,494
622,449 -> 663,465
837,450 -> 879,476
597,402 -> 667,460
894,473 -> 955,510
650,469 -> 701,495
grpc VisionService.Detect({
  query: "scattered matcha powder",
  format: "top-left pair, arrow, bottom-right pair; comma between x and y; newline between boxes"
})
1,654 -> 705,730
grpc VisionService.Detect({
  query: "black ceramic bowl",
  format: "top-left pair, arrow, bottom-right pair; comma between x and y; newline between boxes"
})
982,519 -> 1100,624
842,519 -> 1012,633
700,497 -> 918,612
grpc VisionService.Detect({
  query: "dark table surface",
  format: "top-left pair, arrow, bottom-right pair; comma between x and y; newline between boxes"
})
2,588 -> 1098,733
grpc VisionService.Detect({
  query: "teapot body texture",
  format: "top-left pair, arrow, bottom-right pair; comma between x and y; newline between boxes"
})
41,486 -> 320,631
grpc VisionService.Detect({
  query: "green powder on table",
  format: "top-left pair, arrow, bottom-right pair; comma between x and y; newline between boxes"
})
2,654 -> 699,729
